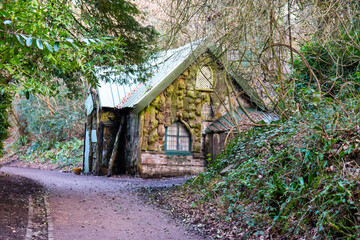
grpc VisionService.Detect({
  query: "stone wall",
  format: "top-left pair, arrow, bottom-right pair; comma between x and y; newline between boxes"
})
138,54 -> 252,177
140,152 -> 205,178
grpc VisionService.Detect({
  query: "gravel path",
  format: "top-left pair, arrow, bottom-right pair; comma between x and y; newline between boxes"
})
1,167 -> 204,240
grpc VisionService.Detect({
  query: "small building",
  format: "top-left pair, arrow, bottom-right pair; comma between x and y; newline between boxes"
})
83,39 -> 278,178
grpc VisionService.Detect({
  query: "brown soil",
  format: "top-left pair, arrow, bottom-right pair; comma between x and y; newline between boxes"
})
139,186 -> 245,240
0,171 -> 47,240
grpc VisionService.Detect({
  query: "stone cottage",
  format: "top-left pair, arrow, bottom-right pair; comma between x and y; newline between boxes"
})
83,39 -> 278,178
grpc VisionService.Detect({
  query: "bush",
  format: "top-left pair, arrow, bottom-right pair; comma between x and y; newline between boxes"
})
15,89 -> 84,142
180,97 -> 360,239
0,88 -> 11,155
21,137 -> 83,169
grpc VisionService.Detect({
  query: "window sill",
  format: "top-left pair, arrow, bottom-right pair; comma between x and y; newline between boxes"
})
165,151 -> 192,156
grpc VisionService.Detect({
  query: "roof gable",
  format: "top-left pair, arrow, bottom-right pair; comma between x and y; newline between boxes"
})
94,38 -> 266,112
122,39 -> 210,114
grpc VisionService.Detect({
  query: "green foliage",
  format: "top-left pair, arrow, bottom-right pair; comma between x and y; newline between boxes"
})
292,31 -> 360,99
21,137 -> 83,169
74,0 -> 158,66
185,97 -> 360,238
0,88 -> 11,154
13,135 -> 28,149
15,89 -> 84,142
0,0 -> 158,149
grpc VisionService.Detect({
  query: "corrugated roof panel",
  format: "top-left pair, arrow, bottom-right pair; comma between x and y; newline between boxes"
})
121,40 -> 205,110
98,81 -> 115,108
209,125 -> 220,132
95,68 -> 140,108
206,108 -> 279,133
94,39 -> 206,110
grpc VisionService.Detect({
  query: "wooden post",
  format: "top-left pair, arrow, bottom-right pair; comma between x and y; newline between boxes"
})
107,115 -> 125,177
95,98 -> 101,175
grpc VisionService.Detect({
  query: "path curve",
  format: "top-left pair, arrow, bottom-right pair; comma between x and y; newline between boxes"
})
1,167 -> 204,240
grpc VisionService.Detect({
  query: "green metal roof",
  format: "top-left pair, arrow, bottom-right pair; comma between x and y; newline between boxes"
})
205,108 -> 279,133
94,38 -> 267,113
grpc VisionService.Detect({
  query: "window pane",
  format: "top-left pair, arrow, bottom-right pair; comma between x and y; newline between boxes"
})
196,66 -> 213,90
167,124 -> 177,135
178,136 -> 190,151
167,136 -> 177,150
178,124 -> 189,136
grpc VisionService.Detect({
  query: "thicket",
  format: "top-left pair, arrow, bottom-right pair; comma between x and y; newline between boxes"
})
0,90 -> 11,155
9,86 -> 86,169
0,0 -> 158,154
14,90 -> 84,142
182,96 -> 359,238
20,137 -> 84,169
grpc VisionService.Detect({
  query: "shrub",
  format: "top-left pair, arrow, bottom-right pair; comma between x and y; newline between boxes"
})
0,88 -> 11,155
21,137 -> 83,169
15,89 -> 84,142
181,97 -> 360,239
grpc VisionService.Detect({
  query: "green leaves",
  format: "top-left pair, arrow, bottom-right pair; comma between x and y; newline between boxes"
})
26,37 -> 33,47
0,0 -> 155,157
44,41 -> 53,52
14,35 -> 55,52
15,35 -> 25,46
81,38 -> 90,45
53,42 -> 60,52
36,39 -> 43,50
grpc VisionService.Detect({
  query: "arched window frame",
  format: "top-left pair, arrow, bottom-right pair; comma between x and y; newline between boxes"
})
164,122 -> 191,155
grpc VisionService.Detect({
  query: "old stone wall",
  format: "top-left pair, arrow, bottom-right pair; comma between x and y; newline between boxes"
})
140,152 -> 205,178
138,54 -> 252,177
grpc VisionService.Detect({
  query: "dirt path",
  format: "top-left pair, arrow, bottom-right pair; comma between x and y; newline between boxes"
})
0,167 -> 205,240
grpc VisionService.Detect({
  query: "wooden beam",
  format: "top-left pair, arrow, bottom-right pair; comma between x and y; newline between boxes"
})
107,115 -> 125,177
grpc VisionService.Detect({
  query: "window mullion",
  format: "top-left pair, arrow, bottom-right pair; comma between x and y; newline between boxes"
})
176,123 -> 180,151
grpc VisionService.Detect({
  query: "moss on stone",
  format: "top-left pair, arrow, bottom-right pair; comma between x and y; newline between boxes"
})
159,94 -> 166,111
188,112 -> 195,119
178,78 -> 186,89
187,90 -> 196,99
156,111 -> 164,124
100,112 -> 116,121
193,143 -> 201,152
140,52 -> 232,156
158,125 -> 165,137
151,95 -> 160,109
188,104 -> 196,111
149,106 -> 158,129
183,69 -> 189,77
148,132 -> 158,144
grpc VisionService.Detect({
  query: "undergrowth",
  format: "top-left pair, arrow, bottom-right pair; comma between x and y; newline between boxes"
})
19,137 -> 83,169
174,98 -> 360,239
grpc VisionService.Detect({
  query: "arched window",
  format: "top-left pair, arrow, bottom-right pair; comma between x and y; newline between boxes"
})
165,122 -> 191,154
196,65 -> 213,90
